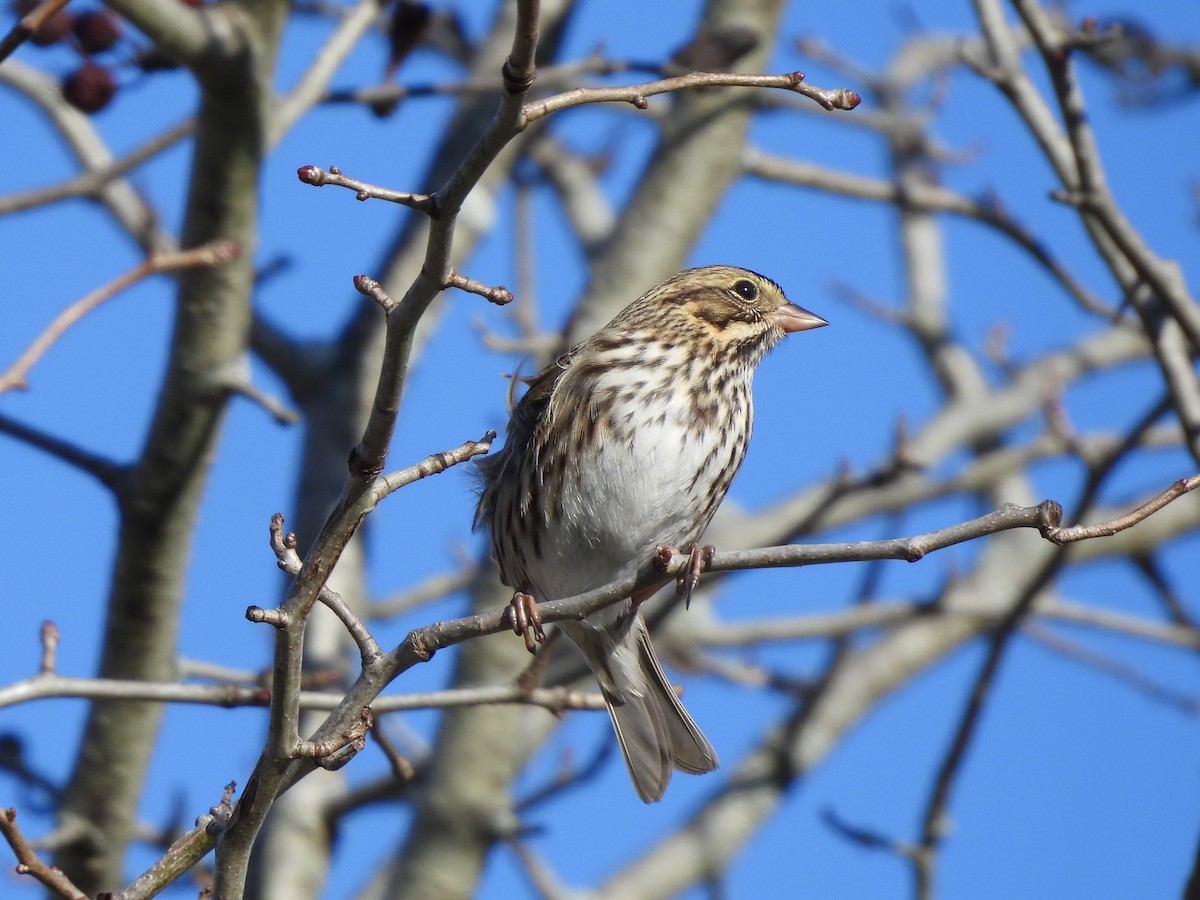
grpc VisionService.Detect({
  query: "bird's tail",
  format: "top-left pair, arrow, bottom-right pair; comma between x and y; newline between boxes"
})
565,610 -> 718,802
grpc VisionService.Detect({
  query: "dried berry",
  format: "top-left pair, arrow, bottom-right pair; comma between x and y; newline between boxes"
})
73,8 -> 122,54
27,7 -> 75,46
62,62 -> 117,113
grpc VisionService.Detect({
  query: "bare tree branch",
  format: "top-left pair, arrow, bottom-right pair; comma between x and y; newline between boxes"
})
0,240 -> 240,394
296,164 -> 436,211
0,808 -> 87,900
522,69 -> 860,123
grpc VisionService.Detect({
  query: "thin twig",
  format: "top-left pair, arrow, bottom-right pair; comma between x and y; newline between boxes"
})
1023,623 -> 1200,714
0,119 -> 195,215
0,240 -> 241,394
0,412 -> 127,490
696,602 -> 923,646
321,52 -> 652,110
227,381 -> 301,425
445,270 -> 514,305
523,70 -> 860,123
1011,0 -> 1200,353
0,0 -> 71,65
38,622 -> 58,675
912,555 -> 1060,899
0,807 -> 87,900
373,431 -> 496,501
266,514 -> 382,667
744,149 -> 1113,320
369,723 -> 417,781
1044,475 -> 1200,543
505,837 -> 574,900
294,708 -> 373,770
353,274 -> 397,313
1133,555 -> 1198,631
116,784 -> 236,900
270,0 -> 381,143
0,672 -> 608,715
908,474 -> 1199,896
1037,598 -> 1200,650
213,9 -> 553,877
822,807 -> 920,862
515,737 -> 616,813
296,165 -> 435,212
367,566 -> 478,619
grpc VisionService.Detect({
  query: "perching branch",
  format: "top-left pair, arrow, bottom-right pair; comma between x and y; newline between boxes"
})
384,483 -> 1194,678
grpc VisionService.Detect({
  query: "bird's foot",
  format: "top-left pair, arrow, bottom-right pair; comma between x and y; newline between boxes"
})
508,590 -> 546,654
677,544 -> 716,608
651,543 -> 716,609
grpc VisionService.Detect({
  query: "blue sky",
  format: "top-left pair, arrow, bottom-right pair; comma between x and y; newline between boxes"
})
2,1 -> 1199,897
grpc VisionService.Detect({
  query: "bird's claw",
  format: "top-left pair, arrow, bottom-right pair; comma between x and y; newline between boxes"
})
676,544 -> 715,609
509,591 -> 546,654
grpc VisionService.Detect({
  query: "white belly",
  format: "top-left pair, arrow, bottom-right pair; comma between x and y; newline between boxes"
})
529,403 -> 746,600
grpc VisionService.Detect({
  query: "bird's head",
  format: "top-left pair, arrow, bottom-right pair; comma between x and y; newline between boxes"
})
618,265 -> 827,358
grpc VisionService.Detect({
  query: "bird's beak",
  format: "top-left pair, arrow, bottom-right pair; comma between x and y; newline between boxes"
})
774,302 -> 829,334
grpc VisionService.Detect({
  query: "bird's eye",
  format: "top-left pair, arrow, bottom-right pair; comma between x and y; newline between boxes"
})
732,279 -> 758,300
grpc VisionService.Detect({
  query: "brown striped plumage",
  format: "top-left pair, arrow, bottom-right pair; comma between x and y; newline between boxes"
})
476,266 -> 827,802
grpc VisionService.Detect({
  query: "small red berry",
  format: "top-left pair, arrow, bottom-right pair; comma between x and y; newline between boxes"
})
73,9 -> 123,54
62,62 -> 117,113
28,8 -> 75,46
